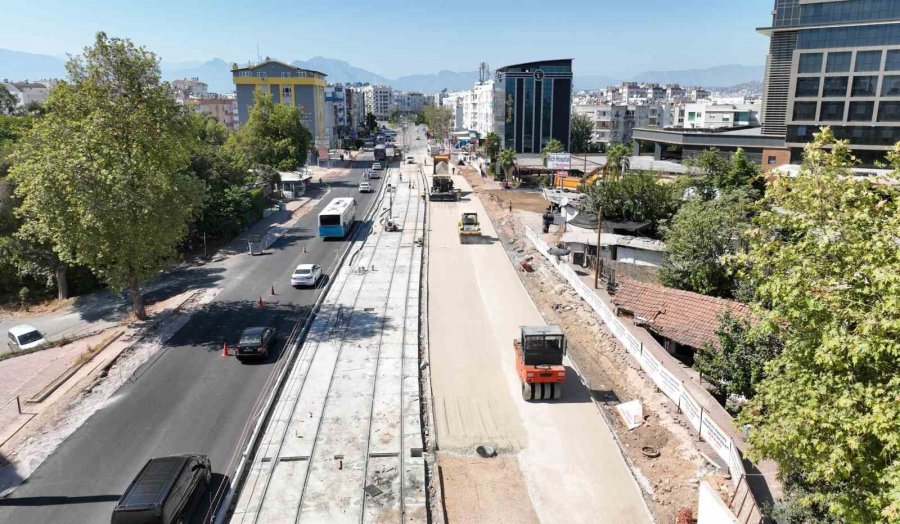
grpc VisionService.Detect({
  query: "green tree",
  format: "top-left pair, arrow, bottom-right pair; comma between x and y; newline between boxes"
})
483,131 -> 500,161
605,142 -> 632,178
734,128 -> 900,522
365,112 -> 378,132
541,138 -> 565,154
694,312 -> 783,405
227,90 -> 311,172
498,148 -> 516,181
570,113 -> 594,154
422,105 -> 452,144
659,190 -> 750,297
0,84 -> 17,115
583,173 -> 680,238
686,148 -> 761,199
9,32 -> 204,320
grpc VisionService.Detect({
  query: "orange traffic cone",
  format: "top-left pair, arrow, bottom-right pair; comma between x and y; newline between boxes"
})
258,296 -> 265,309
222,342 -> 229,357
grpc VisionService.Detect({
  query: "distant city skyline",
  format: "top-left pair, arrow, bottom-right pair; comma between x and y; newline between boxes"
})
0,0 -> 773,79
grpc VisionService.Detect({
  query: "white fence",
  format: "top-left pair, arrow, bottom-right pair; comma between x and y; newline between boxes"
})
525,227 -> 762,521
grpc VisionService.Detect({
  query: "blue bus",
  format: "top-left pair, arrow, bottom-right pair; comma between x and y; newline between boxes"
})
318,197 -> 357,238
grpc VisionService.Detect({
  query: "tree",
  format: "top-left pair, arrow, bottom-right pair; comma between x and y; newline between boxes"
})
570,113 -> 594,154
366,112 -> 378,132
733,128 -> 900,522
605,142 -> 632,178
0,85 -> 19,115
226,90 -> 311,172
686,148 -> 762,199
422,105 -> 452,144
659,190 -> 750,297
498,148 -> 517,181
583,173 -> 681,238
694,312 -> 782,406
541,138 -> 565,155
483,131 -> 500,161
9,33 -> 204,320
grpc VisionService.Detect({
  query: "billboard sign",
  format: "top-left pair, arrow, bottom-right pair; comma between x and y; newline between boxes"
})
546,153 -> 571,170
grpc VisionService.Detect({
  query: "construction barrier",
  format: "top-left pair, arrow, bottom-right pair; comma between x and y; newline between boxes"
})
524,226 -> 763,522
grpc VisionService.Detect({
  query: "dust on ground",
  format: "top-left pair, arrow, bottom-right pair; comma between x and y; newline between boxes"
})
458,166 -> 732,523
484,189 -> 550,214
438,453 -> 539,524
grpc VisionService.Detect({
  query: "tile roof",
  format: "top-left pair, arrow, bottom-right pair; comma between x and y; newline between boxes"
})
610,277 -> 752,350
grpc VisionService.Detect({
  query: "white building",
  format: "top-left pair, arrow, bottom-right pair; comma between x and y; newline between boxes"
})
683,101 -> 761,129
393,91 -> 429,114
171,77 -> 209,103
442,90 -> 469,131
471,81 -> 495,137
363,84 -> 393,119
573,102 -> 663,145
1,79 -> 55,109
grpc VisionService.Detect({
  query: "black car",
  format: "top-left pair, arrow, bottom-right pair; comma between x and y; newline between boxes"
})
111,454 -> 211,524
235,327 -> 277,361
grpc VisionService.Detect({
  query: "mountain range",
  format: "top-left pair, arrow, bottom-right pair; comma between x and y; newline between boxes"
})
1,47 -> 763,94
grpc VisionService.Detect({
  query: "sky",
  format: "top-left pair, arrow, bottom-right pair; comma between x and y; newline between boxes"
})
0,0 -> 775,78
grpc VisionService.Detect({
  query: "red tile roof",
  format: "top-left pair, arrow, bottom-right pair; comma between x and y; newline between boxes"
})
610,277 -> 753,350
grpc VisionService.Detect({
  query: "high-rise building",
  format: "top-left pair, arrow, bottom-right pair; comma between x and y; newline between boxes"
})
493,59 -> 573,153
759,0 -> 900,163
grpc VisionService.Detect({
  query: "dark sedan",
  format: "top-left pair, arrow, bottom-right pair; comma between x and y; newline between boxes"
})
236,327 -> 277,362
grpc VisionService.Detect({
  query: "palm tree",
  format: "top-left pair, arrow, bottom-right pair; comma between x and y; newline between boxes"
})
498,148 -> 517,181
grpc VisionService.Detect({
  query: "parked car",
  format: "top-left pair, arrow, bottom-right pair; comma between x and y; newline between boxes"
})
371,162 -> 382,171
7,324 -> 47,352
359,181 -> 373,193
111,454 -> 211,524
236,327 -> 277,361
291,263 -> 323,287
405,156 -> 415,164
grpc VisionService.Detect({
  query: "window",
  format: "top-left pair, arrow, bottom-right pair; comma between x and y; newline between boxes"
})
855,50 -> 883,72
826,52 -> 852,73
848,101 -> 874,121
792,101 -> 817,120
795,77 -> 820,97
878,101 -> 900,121
852,76 -> 878,96
799,25 -> 900,50
767,155 -> 777,165
887,50 -> 900,71
820,101 -> 845,121
798,53 -> 823,73
823,77 -> 849,97
882,76 -> 900,96
800,0 -> 900,25
282,86 -> 292,99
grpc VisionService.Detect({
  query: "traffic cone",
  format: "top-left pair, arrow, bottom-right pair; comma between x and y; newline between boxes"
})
258,296 -> 265,309
222,342 -> 229,357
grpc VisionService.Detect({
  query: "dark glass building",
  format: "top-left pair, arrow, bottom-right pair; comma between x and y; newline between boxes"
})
759,0 -> 900,164
493,59 -> 573,154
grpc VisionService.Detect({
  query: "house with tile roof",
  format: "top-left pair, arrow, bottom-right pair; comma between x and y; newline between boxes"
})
610,277 -> 753,362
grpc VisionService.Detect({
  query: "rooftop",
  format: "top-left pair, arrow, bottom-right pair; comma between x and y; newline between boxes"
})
611,277 -> 752,350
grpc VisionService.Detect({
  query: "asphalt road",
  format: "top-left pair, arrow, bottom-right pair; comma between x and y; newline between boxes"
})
0,156 -> 385,524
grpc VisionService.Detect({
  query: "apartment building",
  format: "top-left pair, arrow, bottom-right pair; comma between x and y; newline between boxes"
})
759,0 -> 900,163
192,96 -> 239,130
231,59 -> 328,152
573,102 -> 662,145
346,87 -> 366,130
1,79 -> 55,108
683,102 -> 762,129
363,84 -> 393,119
171,77 -> 208,103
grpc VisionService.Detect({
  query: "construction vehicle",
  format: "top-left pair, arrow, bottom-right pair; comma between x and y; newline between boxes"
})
429,175 -> 461,201
514,325 -> 567,400
457,212 -> 482,243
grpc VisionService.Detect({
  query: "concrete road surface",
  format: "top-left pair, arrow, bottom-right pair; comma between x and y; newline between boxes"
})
0,159 -> 384,524
427,174 -> 653,523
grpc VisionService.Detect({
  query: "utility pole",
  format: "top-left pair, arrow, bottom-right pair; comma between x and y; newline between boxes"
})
594,207 -> 603,289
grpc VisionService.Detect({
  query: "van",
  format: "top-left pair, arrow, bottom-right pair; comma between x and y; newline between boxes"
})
111,454 -> 211,524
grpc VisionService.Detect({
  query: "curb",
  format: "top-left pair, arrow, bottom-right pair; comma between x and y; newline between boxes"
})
25,331 -> 124,404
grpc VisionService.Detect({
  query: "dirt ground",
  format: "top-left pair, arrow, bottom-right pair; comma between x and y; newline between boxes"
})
438,454 -> 539,524
484,189 -> 551,214
459,166 -> 733,523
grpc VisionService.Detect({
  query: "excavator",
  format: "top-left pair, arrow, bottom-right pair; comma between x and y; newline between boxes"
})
457,212 -> 482,244
514,325 -> 567,400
